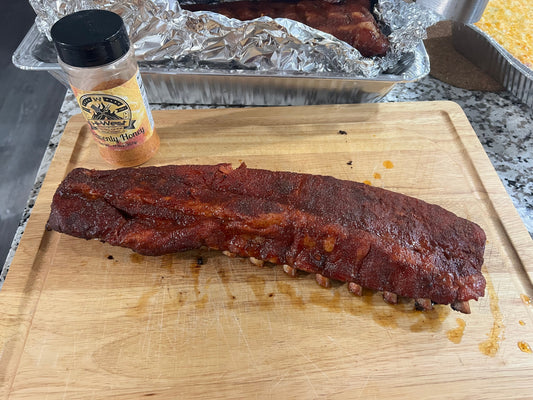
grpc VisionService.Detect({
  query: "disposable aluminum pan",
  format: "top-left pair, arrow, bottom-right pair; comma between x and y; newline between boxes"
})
13,23 -> 429,106
452,22 -> 533,108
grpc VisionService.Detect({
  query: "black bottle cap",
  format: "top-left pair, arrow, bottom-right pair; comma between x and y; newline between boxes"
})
51,9 -> 130,68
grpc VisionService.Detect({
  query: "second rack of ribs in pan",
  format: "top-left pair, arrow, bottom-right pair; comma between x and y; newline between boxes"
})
181,0 -> 391,57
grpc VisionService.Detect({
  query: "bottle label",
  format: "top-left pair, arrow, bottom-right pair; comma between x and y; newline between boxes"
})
72,70 -> 155,149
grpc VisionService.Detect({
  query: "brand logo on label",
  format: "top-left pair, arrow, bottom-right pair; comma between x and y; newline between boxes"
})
79,94 -> 136,135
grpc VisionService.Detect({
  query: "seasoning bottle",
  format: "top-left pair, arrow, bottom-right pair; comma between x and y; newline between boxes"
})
51,10 -> 159,167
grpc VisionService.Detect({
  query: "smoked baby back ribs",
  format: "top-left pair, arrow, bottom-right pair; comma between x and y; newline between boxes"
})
46,163 -> 486,313
181,0 -> 390,57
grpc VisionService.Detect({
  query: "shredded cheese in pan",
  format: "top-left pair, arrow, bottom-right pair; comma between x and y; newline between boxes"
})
475,0 -> 532,68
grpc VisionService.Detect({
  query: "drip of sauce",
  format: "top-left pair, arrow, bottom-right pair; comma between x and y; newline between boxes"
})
160,254 -> 174,273
478,272 -> 505,357
519,320 -> 526,326
216,264 -> 236,307
373,172 -> 382,179
408,306 -> 449,333
190,264 -> 201,295
247,275 -> 274,311
128,287 -> 160,316
309,288 -> 342,313
188,262 -> 209,308
129,253 -> 144,264
383,160 -> 394,169
520,294 -> 531,305
518,341 -> 532,353
276,281 -> 305,309
363,180 -> 372,185
446,318 -> 466,344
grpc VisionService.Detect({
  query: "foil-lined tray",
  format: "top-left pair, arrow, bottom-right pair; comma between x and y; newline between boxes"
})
452,23 -> 533,108
13,23 -> 429,105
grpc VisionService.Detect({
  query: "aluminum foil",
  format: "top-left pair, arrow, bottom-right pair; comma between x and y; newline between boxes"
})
28,0 -> 440,77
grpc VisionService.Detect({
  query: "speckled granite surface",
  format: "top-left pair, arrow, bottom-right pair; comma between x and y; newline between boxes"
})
1,75 -> 531,286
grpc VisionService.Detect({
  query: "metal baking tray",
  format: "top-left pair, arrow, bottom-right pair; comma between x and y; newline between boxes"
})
13,23 -> 429,106
452,22 -> 533,108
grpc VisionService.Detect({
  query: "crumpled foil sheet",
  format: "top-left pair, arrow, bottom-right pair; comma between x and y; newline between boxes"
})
29,0 -> 440,77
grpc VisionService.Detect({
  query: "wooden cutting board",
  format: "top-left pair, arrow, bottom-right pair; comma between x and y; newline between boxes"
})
1,102 -> 532,399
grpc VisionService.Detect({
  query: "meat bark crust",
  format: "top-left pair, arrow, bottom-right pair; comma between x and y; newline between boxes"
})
181,0 -> 390,57
46,163 -> 486,309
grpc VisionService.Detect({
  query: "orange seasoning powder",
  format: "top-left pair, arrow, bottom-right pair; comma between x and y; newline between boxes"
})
51,10 -> 159,167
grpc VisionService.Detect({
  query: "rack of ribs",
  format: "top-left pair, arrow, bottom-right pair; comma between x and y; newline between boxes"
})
46,163 -> 486,313
181,0 -> 390,57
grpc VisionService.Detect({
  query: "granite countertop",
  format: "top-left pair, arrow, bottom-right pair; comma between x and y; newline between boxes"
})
1,73 -> 532,286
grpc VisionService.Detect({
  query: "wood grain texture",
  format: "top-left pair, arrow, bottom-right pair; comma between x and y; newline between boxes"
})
1,102 -> 532,399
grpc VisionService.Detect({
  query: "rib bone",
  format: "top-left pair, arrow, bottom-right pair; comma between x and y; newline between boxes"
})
249,257 -> 264,267
315,273 -> 332,288
451,300 -> 471,314
348,282 -> 363,296
414,298 -> 433,311
383,291 -> 398,304
283,264 -> 298,277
